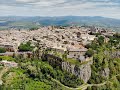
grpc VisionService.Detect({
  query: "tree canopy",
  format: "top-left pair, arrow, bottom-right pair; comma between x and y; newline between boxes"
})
0,47 -> 6,53
18,41 -> 34,52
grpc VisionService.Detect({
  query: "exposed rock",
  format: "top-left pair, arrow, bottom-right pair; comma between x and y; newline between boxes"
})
43,53 -> 93,83
104,50 -> 120,58
62,61 -> 92,83
111,51 -> 120,58
0,80 -> 3,85
62,62 -> 75,74
101,68 -> 110,78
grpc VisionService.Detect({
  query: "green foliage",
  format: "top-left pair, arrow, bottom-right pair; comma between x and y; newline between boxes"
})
85,49 -> 94,57
88,34 -> 120,86
18,41 -> 34,51
0,47 -> 6,53
20,59 -> 83,88
85,42 -> 99,50
97,36 -> 104,45
109,33 -> 120,48
0,56 -> 16,61
89,51 -> 109,84
25,80 -> 51,90
109,58 -> 120,76
2,68 -> 51,90
29,27 -> 39,31
61,71 -> 83,87
88,76 -> 120,90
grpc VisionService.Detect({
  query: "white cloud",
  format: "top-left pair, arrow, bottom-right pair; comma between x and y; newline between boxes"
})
31,0 -> 65,7
16,0 -> 38,3
0,0 -> 120,19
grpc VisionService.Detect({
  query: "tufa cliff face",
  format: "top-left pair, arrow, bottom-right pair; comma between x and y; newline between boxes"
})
62,62 -> 75,74
100,68 -> 110,78
42,54 -> 93,83
62,61 -> 92,83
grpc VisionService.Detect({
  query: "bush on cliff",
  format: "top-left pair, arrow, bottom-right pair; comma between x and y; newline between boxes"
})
0,47 -> 6,53
85,49 -> 94,57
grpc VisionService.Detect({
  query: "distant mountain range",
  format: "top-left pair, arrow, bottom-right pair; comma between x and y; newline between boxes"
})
0,16 -> 120,31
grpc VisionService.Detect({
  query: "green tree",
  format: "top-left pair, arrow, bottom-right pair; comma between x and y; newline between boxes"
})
98,36 -> 104,45
0,47 -> 6,53
29,27 -> 39,31
18,41 -> 34,51
85,49 -> 94,57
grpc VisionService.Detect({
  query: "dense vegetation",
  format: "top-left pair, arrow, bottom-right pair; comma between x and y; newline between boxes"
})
86,33 -> 120,90
18,41 -> 34,52
0,55 -> 83,90
29,27 -> 39,31
0,47 -> 6,53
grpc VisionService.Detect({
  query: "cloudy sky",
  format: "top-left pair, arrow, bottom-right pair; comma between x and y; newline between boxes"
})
0,0 -> 120,19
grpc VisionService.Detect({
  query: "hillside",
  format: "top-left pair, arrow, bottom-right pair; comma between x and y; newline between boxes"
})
0,16 -> 120,31
0,32 -> 120,90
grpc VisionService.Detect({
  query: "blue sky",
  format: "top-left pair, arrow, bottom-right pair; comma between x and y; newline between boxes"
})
0,0 -> 120,19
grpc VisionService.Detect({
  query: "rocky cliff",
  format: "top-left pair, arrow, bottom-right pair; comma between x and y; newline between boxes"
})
42,54 -> 93,83
62,61 -> 92,83
100,68 -> 110,78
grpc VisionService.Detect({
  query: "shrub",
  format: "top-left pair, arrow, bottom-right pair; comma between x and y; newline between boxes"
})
0,47 -> 6,53
98,36 -> 104,45
85,49 -> 94,57
29,27 -> 39,31
18,41 -> 34,52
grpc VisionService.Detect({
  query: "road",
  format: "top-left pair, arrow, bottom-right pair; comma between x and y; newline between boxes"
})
51,77 -> 107,90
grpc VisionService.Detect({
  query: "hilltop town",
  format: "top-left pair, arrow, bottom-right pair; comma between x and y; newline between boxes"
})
0,25 -> 120,90
1,0 -> 120,89
0,26 -> 115,58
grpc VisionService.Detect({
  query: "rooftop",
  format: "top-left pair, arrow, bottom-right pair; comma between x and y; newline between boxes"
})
69,48 -> 88,52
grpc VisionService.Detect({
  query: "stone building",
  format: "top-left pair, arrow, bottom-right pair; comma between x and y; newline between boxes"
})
0,60 -> 18,67
0,43 -> 14,52
67,48 -> 87,60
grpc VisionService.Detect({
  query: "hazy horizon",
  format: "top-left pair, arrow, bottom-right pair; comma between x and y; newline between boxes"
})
0,0 -> 120,19
0,15 -> 120,20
